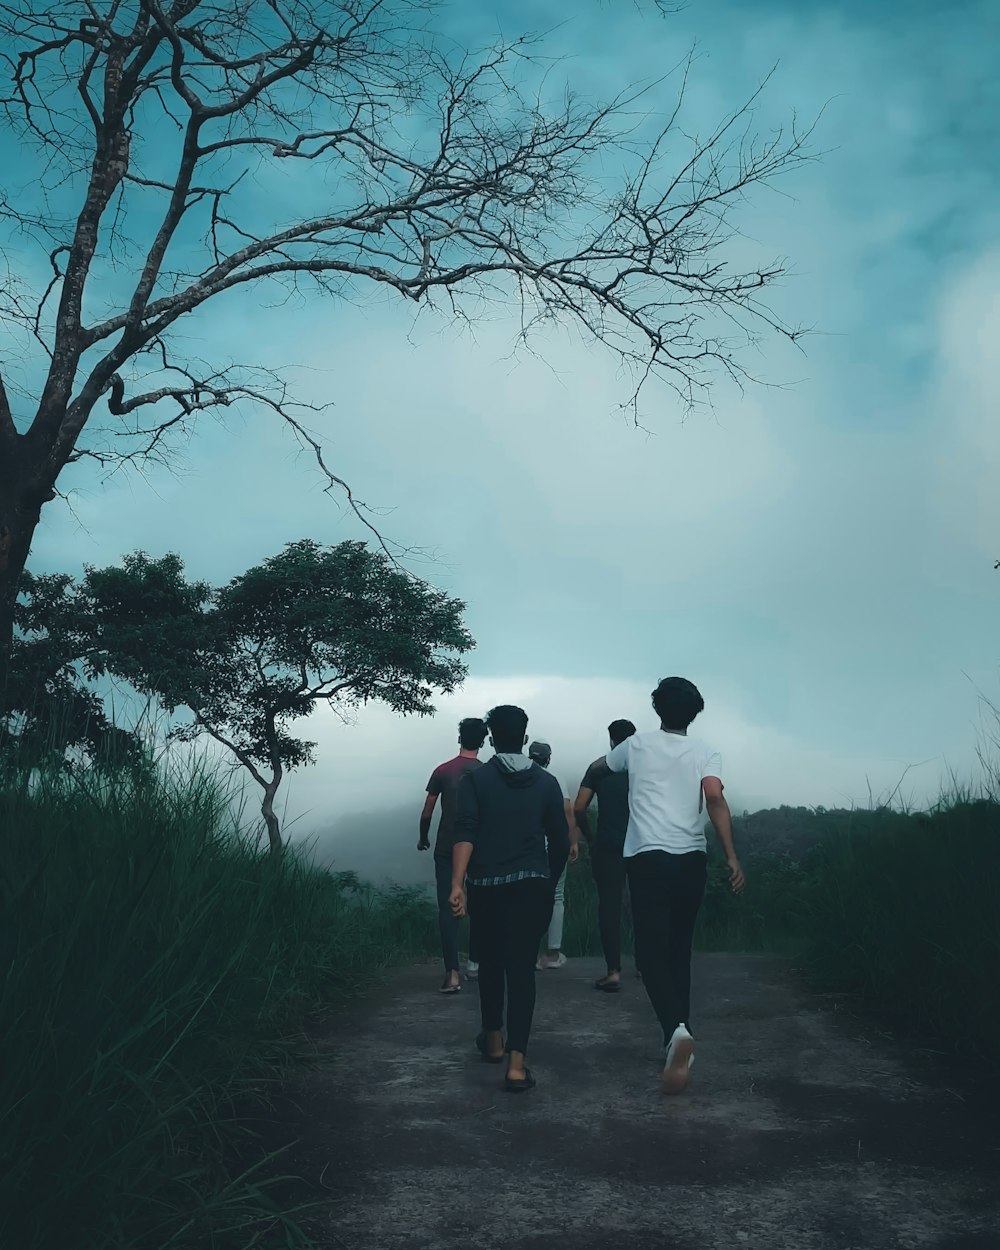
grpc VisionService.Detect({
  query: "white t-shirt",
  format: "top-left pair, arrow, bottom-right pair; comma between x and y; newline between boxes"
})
606,730 -> 722,857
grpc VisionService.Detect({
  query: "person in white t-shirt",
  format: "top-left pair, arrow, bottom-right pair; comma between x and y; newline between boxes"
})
603,677 -> 745,1095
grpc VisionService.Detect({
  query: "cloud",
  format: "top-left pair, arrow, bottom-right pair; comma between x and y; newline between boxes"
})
934,249 -> 1000,566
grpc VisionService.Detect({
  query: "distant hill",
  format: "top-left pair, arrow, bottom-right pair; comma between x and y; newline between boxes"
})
734,805 -> 879,861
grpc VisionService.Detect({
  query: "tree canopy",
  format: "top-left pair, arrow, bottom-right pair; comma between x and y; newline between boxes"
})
79,539 -> 474,852
2,570 -> 143,768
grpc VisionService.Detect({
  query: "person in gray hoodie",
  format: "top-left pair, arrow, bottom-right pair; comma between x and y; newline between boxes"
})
450,704 -> 568,1092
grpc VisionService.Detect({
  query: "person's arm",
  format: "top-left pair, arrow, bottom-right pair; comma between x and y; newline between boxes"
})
564,798 -> 581,863
543,783 -> 570,882
572,787 -> 594,845
450,774 -> 479,917
573,767 -> 597,849
450,842 -> 473,916
702,775 -> 745,893
418,792 -> 438,851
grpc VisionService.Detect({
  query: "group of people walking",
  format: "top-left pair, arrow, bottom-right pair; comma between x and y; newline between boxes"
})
416,677 -> 745,1094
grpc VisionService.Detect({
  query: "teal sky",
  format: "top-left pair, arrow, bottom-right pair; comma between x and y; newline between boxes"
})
7,0 -> 1000,838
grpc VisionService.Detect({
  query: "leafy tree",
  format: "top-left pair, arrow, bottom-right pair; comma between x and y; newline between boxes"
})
80,540 -> 473,853
0,0 -> 813,695
2,570 -> 142,767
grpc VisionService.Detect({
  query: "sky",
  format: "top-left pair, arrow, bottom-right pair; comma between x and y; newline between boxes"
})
6,0 -> 1000,875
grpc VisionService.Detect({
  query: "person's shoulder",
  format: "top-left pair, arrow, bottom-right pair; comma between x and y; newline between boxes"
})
687,736 -> 720,763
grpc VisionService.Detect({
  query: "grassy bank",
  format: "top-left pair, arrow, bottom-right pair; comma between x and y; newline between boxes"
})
0,760 -> 438,1250
797,798 -> 1000,1056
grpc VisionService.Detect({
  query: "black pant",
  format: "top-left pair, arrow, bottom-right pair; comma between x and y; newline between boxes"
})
434,858 -> 460,973
591,845 -> 628,973
626,851 -> 707,1045
469,877 -> 553,1056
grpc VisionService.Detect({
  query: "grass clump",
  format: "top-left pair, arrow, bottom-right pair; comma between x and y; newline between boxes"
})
798,797 -> 1000,1055
0,755 -> 437,1250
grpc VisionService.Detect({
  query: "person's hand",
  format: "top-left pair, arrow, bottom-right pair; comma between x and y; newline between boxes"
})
449,886 -> 467,917
417,837 -> 430,852
568,841 -> 579,864
728,856 -> 746,894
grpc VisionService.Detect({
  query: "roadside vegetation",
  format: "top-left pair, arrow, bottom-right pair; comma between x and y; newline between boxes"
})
0,753 -> 437,1250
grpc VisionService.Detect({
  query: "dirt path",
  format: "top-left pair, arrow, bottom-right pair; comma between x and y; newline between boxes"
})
261,955 -> 998,1250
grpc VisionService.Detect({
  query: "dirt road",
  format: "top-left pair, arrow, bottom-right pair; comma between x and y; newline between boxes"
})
260,954 -> 998,1250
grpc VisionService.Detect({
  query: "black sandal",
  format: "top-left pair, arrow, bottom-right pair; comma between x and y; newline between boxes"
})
594,974 -> 621,993
439,976 -> 461,994
475,1031 -> 505,1064
504,1067 -> 536,1093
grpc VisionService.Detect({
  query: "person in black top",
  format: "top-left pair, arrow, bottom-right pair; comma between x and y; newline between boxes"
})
450,705 -> 568,1092
573,719 -> 637,992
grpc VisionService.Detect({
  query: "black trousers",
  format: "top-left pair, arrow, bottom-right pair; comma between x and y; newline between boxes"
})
591,845 -> 628,973
626,850 -> 707,1045
434,859 -> 480,972
468,877 -> 553,1056
434,858 -> 460,973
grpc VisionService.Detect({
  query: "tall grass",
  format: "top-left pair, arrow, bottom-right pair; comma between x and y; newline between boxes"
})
0,756 -> 438,1250
798,797 -> 1000,1056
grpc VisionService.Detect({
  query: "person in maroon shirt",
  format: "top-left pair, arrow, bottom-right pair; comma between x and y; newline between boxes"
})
418,718 -> 488,992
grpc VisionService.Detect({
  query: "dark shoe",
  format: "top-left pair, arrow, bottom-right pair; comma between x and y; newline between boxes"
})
594,974 -> 621,993
439,975 -> 461,994
505,1067 -> 536,1093
475,1031 -> 505,1063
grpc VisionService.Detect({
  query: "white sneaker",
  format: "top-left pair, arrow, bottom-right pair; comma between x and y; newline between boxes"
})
544,952 -> 567,969
465,961 -> 479,981
662,1024 -> 694,1094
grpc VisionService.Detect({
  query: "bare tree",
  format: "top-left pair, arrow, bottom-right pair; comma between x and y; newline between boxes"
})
0,0 -> 814,697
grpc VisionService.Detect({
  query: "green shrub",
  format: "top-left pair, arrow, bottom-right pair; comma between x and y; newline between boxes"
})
0,758 -> 437,1250
799,799 -> 1000,1056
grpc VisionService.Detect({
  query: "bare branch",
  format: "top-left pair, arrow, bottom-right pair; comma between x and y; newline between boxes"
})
0,0 -> 819,591
192,713 -> 272,791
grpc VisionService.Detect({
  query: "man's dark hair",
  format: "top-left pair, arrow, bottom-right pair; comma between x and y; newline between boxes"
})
651,678 -> 704,730
485,705 -> 529,753
458,717 -> 488,750
608,719 -> 637,748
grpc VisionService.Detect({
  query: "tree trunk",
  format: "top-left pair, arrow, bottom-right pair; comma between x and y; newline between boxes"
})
261,783 -> 282,857
0,443 -> 48,710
